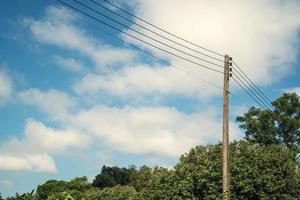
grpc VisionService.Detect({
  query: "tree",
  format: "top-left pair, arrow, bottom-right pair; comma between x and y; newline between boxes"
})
175,144 -> 223,200
92,166 -> 135,188
138,167 -> 194,200
130,166 -> 152,191
67,176 -> 92,191
36,180 -> 68,200
5,140 -> 300,199
83,186 -> 138,200
174,141 -> 300,200
237,93 -> 300,151
230,141 -> 300,199
36,177 -> 92,200
47,192 -> 75,200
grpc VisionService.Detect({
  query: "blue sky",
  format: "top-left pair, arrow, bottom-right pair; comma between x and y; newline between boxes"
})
0,0 -> 300,197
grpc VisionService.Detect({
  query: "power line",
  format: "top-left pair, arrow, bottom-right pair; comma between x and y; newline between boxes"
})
232,69 -> 272,109
232,76 -> 268,109
88,0 -> 224,63
232,73 -> 271,109
47,0 -> 224,91
232,61 -> 273,104
49,2 -> 246,102
52,0 -> 270,109
101,0 -> 225,57
93,0 -> 272,108
56,0 -> 226,75
70,0 -> 224,69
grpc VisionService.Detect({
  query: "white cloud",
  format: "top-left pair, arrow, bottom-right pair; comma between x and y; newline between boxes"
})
0,119 -> 90,173
0,69 -> 12,105
25,6 -> 137,69
70,106 -> 242,157
124,0 -> 300,85
1,119 -> 90,155
74,64 -> 222,99
18,88 -> 75,120
284,87 -> 300,96
0,153 -> 57,174
54,55 -> 84,72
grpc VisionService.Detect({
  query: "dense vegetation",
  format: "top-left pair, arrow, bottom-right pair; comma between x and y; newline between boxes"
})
2,93 -> 300,199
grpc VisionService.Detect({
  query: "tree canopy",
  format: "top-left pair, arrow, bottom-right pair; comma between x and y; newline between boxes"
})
15,140 -> 297,200
237,93 -> 300,151
92,165 -> 135,188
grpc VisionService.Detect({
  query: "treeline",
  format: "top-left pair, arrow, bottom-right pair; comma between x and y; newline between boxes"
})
2,93 -> 300,200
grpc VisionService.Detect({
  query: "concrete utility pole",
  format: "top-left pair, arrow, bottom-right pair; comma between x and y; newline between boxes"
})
223,55 -> 231,200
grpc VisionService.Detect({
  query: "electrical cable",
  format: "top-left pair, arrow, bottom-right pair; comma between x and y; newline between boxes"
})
232,69 -> 272,109
101,0 -> 225,57
56,0 -> 226,75
232,61 -> 272,104
48,0 -> 253,105
71,0 -> 224,69
88,0 -> 224,63
232,76 -> 268,109
232,73 -> 271,109
46,0 -> 224,91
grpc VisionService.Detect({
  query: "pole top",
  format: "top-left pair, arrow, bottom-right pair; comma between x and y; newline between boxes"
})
225,55 -> 232,61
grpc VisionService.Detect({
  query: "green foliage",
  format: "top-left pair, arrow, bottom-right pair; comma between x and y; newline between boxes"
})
129,165 -> 152,191
92,166 -> 135,188
174,141 -> 300,199
176,144 -> 223,200
47,192 -> 76,200
36,180 -> 68,200
6,141 -> 300,200
36,177 -> 91,200
0,193 -> 4,200
139,167 -> 194,200
230,141 -> 300,199
237,93 -> 300,151
67,177 -> 92,192
83,186 -> 138,200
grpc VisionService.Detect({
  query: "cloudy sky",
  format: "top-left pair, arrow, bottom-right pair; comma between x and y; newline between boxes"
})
0,0 -> 300,196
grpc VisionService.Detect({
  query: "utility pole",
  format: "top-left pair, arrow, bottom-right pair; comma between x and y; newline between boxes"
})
223,55 -> 231,199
